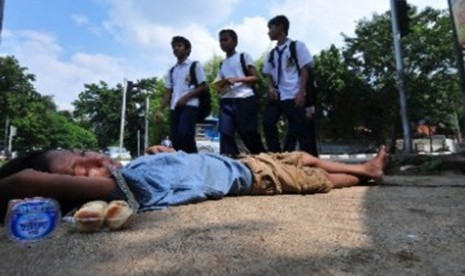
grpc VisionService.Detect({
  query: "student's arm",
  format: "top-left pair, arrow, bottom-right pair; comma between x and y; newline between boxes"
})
0,169 -> 116,202
153,87 -> 172,122
229,53 -> 259,85
177,62 -> 208,106
145,145 -> 177,155
177,82 -> 208,106
295,66 -> 308,107
265,74 -> 279,101
228,65 -> 259,85
295,41 -> 312,107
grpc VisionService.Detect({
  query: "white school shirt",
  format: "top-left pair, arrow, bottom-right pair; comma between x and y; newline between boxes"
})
164,59 -> 206,110
262,39 -> 313,100
216,52 -> 255,99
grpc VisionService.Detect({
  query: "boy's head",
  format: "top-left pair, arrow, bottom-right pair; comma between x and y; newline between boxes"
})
219,29 -> 238,53
0,149 -> 120,178
0,150 -> 51,178
267,15 -> 290,39
171,36 -> 191,58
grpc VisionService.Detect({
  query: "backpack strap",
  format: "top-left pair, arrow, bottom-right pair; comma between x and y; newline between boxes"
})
267,48 -> 276,68
289,40 -> 300,75
169,66 -> 175,90
239,53 -> 249,76
189,61 -> 199,86
219,53 -> 247,76
170,61 -> 201,88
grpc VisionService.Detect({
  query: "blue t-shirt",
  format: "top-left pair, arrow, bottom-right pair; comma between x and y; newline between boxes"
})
118,152 -> 252,212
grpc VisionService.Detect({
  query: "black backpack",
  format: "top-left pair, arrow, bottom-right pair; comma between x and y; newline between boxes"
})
268,41 -> 318,106
170,61 -> 211,123
219,53 -> 259,96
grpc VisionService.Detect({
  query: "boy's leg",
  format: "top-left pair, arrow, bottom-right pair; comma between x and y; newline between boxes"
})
326,173 -> 362,188
236,96 -> 265,154
262,100 -> 283,152
301,146 -> 389,180
177,106 -> 198,153
169,109 -> 180,150
281,100 -> 306,152
219,99 -> 240,156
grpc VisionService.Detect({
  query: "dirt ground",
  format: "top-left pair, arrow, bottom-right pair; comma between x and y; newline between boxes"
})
0,173 -> 464,276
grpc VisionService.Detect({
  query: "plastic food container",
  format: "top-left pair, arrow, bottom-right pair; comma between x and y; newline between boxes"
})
5,198 -> 61,242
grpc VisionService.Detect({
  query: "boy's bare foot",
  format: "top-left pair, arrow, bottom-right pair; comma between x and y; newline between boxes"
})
364,145 -> 389,180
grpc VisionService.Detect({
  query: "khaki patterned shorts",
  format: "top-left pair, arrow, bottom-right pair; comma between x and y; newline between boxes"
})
239,152 -> 333,195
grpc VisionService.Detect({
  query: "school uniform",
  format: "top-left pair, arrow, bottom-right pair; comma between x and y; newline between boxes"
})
164,58 -> 206,153
262,39 -> 315,153
217,52 -> 264,156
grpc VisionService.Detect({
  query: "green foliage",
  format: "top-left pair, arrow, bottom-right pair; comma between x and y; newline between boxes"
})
73,81 -> 122,148
0,56 -> 97,152
330,6 -> 463,144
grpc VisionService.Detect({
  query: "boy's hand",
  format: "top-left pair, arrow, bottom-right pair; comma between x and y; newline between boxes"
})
153,110 -> 164,122
212,79 -> 230,95
295,90 -> 306,107
268,87 -> 279,101
145,145 -> 176,155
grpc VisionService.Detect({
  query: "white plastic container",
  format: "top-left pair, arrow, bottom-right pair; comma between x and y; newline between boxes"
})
5,197 -> 61,242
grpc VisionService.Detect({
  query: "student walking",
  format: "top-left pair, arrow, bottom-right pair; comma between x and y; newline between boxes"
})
262,15 -> 317,155
152,36 -> 208,153
213,29 -> 265,156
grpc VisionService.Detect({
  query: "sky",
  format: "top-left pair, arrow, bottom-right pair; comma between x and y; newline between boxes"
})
0,0 -> 449,111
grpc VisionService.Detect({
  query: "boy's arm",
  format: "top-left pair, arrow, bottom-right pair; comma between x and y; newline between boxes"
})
229,65 -> 259,85
295,65 -> 309,107
265,74 -> 279,101
153,88 -> 172,122
0,169 -> 116,202
177,82 -> 208,106
229,53 -> 259,85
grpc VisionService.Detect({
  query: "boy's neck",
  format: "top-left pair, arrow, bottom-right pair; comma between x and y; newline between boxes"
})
226,50 -> 237,58
277,35 -> 288,46
177,56 -> 188,64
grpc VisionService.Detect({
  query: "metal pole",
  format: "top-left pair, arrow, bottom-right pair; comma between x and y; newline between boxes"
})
448,0 -> 465,142
390,0 -> 412,153
144,96 -> 149,150
137,129 -> 140,156
119,79 -> 127,156
3,114 -> 9,156
0,0 -> 5,43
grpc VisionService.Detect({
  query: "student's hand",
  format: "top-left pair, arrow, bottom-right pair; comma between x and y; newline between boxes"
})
305,105 -> 315,120
176,94 -> 190,107
153,110 -> 164,122
227,77 -> 240,85
295,90 -> 306,107
145,145 -> 176,155
268,88 -> 279,101
213,79 -> 230,95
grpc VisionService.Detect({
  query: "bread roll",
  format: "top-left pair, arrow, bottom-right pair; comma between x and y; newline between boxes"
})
73,200 -> 108,232
104,200 -> 133,230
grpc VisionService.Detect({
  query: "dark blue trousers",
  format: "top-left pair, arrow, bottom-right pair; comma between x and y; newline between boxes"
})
170,106 -> 198,153
219,96 -> 265,156
284,116 -> 318,156
263,99 -> 313,153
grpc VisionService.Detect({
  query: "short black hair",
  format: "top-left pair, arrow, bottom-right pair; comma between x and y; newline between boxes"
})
219,29 -> 238,43
268,15 -> 290,35
171,36 -> 192,50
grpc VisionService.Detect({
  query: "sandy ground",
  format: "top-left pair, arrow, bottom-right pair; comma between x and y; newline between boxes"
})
0,174 -> 464,276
